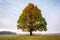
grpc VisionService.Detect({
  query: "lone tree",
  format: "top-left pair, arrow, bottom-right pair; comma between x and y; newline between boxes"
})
17,3 -> 47,35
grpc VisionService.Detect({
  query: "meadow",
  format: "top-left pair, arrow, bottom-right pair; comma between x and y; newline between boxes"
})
0,35 -> 60,40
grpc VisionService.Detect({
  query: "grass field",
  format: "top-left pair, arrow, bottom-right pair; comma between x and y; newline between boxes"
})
0,35 -> 60,40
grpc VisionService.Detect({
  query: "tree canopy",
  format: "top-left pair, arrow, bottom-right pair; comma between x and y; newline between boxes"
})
17,3 -> 47,35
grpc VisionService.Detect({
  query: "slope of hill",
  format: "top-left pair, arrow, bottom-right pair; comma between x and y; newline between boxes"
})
0,31 -> 16,35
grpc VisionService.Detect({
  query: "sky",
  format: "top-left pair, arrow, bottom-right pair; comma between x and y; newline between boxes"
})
0,0 -> 60,33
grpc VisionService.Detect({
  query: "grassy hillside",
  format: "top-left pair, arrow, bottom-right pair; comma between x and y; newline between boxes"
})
0,35 -> 60,40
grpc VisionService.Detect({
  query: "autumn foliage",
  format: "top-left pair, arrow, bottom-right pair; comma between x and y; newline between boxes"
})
17,3 -> 47,35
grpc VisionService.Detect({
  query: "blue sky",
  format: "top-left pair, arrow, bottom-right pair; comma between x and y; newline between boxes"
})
0,0 -> 60,33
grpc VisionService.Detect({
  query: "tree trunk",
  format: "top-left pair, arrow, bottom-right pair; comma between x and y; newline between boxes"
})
30,28 -> 32,35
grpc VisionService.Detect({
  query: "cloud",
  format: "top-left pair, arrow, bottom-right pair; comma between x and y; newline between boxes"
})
0,17 -> 17,29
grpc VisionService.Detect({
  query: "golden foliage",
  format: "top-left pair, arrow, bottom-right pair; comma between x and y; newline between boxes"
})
17,3 -> 47,32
